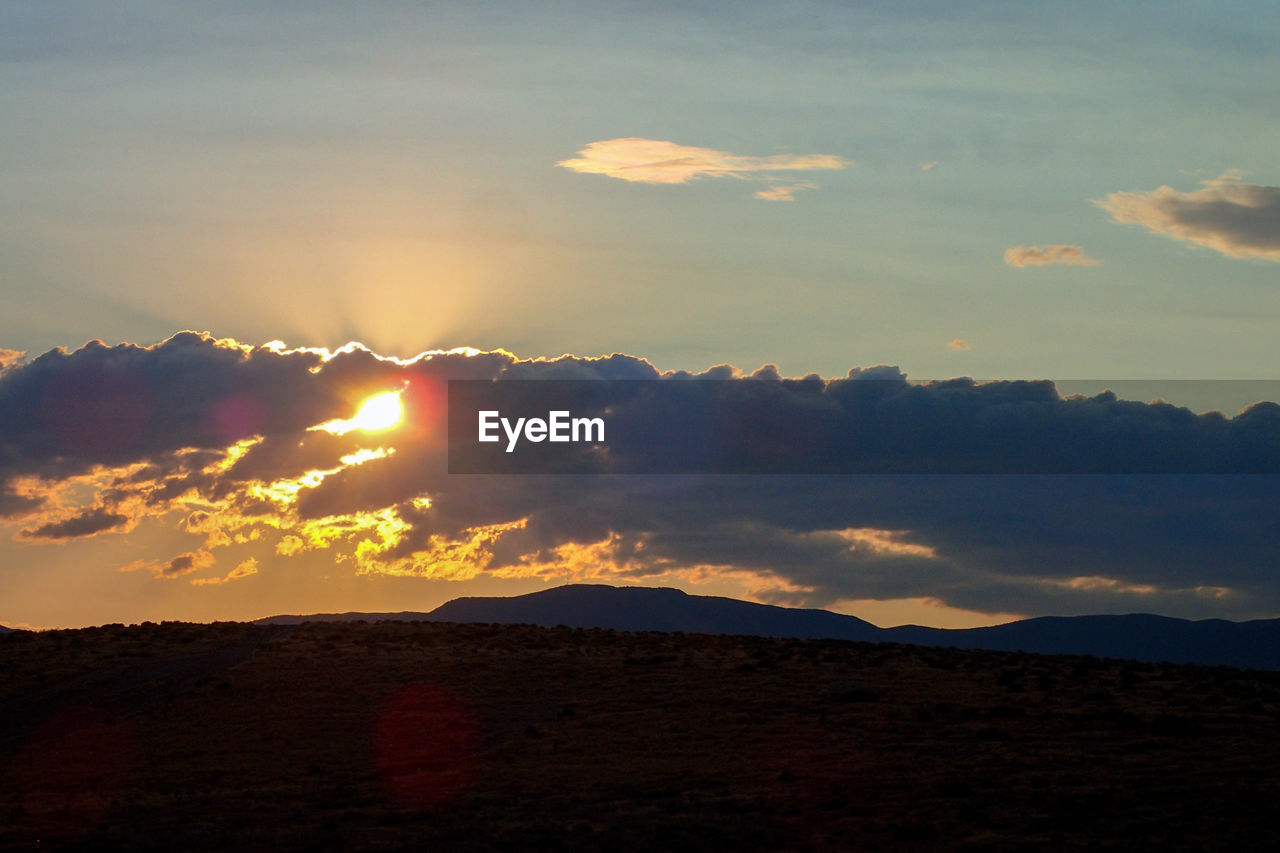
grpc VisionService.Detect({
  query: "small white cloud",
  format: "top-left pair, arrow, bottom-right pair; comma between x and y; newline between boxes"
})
558,138 -> 848,200
753,183 -> 818,202
1004,244 -> 1099,268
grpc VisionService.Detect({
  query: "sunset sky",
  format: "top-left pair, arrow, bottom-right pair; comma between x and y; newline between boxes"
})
2,2 -> 1278,629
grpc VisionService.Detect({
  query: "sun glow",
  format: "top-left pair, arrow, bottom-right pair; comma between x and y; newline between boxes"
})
351,392 -> 404,432
313,390 -> 405,435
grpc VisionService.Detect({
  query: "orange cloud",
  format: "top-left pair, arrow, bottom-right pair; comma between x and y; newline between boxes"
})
946,339 -> 972,351
1096,174 -> 1280,261
1004,244 -> 1098,267
190,557 -> 259,586
558,138 -> 848,197
18,506 -> 133,540
121,549 -> 215,579
276,535 -> 305,556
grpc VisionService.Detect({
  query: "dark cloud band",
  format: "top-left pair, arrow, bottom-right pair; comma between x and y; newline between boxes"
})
2,332 -> 1279,620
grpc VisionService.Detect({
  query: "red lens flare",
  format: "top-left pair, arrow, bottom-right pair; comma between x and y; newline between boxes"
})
373,683 -> 479,810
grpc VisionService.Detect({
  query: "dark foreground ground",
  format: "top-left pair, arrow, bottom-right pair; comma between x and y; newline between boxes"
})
2,621 -> 1279,851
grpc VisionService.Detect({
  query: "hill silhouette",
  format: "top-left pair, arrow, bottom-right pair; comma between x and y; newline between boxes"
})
431,584 -> 885,640
260,584 -> 1280,670
887,613 -> 1280,670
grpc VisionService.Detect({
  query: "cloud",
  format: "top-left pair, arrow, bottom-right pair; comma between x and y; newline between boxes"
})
557,138 -> 848,198
1004,245 -> 1099,267
121,549 -> 215,579
3,332 -> 1280,620
18,505 -> 132,540
1096,174 -> 1280,261
0,349 -> 23,373
276,535 -> 305,556
753,183 -> 818,202
919,161 -> 938,172
190,557 -> 259,586
946,339 -> 971,351
0,488 -> 42,520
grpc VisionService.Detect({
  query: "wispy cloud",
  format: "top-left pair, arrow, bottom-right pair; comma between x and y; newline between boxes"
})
1004,244 -> 1099,268
121,549 -> 216,579
946,339 -> 972,351
919,161 -> 938,172
190,557 -> 259,586
558,138 -> 848,199
753,183 -> 818,202
1096,174 -> 1280,261
19,505 -> 132,541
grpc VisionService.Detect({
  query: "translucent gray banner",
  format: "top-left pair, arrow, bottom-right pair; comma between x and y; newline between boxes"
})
447,379 -> 1280,474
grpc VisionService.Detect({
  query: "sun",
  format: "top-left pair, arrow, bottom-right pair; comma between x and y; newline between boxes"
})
313,389 -> 405,435
350,391 -> 404,432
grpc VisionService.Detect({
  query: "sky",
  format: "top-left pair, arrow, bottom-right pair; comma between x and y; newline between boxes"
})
2,1 -> 1278,629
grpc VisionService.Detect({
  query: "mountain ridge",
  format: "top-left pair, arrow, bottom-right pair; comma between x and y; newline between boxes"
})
254,584 -> 1280,670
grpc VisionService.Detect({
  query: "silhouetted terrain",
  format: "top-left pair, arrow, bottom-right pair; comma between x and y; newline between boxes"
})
7,614 -> 1280,845
260,584 -> 1280,670
5,619 -> 1279,851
